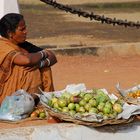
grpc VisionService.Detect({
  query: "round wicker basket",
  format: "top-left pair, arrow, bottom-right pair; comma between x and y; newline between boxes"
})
121,96 -> 140,105
44,104 -> 134,127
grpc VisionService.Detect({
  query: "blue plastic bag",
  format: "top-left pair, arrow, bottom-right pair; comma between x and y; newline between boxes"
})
0,89 -> 35,121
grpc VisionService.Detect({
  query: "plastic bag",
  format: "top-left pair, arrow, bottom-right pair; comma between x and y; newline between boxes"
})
0,89 -> 35,121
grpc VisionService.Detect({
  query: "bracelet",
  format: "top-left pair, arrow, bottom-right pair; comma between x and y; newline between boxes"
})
42,50 -> 48,58
39,60 -> 45,68
46,58 -> 51,66
39,51 -> 44,59
39,50 -> 48,59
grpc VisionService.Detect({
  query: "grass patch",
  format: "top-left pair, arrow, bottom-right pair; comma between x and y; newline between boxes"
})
73,2 -> 140,13
19,1 -> 140,15
19,4 -> 58,14
19,1 -> 140,9
19,0 -> 43,5
57,2 -> 138,14
83,2 -> 140,9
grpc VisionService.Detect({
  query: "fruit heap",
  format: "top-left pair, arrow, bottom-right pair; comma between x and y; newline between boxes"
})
127,90 -> 140,98
47,89 -> 123,120
30,108 -> 47,119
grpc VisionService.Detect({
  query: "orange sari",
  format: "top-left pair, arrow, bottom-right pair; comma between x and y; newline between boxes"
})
0,38 -> 54,104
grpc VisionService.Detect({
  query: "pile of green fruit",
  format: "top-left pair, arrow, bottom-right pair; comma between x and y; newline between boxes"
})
47,89 -> 123,120
30,108 -> 46,119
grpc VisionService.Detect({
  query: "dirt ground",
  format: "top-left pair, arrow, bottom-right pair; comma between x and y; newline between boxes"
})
19,2 -> 140,47
18,2 -> 140,93
52,55 -> 140,94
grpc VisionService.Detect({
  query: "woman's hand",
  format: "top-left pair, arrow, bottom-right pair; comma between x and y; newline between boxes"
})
30,93 -> 40,106
45,50 -> 57,66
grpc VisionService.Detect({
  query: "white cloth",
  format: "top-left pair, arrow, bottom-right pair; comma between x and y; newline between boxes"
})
0,0 -> 19,19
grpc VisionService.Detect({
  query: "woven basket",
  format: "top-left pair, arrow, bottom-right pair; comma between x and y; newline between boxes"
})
44,105 -> 134,127
119,95 -> 140,105
116,83 -> 140,105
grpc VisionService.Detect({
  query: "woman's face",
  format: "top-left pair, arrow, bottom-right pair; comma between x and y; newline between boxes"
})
10,19 -> 27,44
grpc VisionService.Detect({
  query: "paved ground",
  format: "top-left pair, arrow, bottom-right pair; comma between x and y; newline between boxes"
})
0,0 -> 139,130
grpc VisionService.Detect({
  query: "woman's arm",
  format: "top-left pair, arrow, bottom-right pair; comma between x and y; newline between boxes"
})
44,50 -> 57,66
36,50 -> 57,69
13,50 -> 47,66
16,41 -> 57,67
13,49 -> 57,68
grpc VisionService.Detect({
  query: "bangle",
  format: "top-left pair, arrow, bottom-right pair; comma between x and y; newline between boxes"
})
46,58 -> 50,66
39,51 -> 44,59
42,50 -> 48,58
39,60 -> 45,68
39,50 -> 48,59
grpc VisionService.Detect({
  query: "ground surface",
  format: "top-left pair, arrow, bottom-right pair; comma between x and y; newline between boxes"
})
19,1 -> 140,47
0,0 -> 140,129
18,1 -> 140,93
51,55 -> 140,94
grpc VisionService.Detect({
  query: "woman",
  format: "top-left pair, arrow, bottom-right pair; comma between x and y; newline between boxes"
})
0,13 -> 57,104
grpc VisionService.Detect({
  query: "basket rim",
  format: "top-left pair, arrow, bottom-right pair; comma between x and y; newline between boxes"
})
43,104 -> 134,127
119,93 -> 140,105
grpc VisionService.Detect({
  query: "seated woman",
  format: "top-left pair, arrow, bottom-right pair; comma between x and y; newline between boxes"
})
0,13 -> 57,104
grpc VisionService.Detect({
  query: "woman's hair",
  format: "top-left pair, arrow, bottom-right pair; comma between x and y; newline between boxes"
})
0,13 -> 23,38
